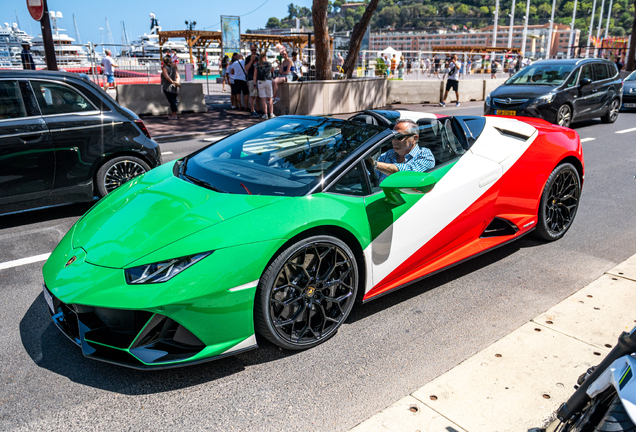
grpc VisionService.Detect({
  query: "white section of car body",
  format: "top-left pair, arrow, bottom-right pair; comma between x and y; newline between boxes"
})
227,279 -> 259,292
362,117 -> 538,294
586,354 -> 636,424
221,334 -> 258,354
395,110 -> 438,123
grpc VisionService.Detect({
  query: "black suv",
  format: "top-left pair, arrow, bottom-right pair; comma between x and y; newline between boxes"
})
484,58 -> 622,128
0,70 -> 161,214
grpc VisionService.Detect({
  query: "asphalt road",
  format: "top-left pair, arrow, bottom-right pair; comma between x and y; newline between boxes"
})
1,105 -> 635,431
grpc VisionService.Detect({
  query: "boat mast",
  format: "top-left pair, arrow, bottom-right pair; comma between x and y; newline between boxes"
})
73,14 -> 82,45
14,9 -> 21,29
105,18 -> 115,53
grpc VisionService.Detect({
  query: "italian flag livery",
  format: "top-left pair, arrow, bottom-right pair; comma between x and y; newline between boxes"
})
43,111 -> 584,369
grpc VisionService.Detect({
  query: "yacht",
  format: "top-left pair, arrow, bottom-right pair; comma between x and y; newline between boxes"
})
30,12 -> 90,67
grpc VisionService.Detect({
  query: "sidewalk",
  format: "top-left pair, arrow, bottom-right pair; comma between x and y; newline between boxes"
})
349,254 -> 636,432
140,101 -> 485,142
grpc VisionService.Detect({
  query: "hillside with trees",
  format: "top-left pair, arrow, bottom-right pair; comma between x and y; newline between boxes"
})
265,0 -> 633,40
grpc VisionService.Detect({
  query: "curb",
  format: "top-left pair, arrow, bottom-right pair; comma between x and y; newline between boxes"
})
350,253 -> 636,432
153,128 -> 241,143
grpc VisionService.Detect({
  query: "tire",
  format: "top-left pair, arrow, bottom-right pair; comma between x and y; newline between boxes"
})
552,392 -> 636,432
534,163 -> 581,242
254,235 -> 359,350
601,98 -> 620,124
95,156 -> 151,198
556,104 -> 573,128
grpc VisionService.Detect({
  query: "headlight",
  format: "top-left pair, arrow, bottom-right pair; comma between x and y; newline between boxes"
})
530,93 -> 556,107
124,251 -> 213,284
485,93 -> 491,105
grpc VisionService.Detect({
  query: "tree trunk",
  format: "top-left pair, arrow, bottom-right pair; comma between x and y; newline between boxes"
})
626,0 -> 636,71
312,0 -> 332,80
343,0 -> 380,79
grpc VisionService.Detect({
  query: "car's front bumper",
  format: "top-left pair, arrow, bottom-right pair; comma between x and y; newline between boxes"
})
41,228 -> 280,369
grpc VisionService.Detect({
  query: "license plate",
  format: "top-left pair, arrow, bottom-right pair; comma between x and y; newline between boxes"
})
496,110 -> 516,116
43,284 -> 54,313
624,103 -> 636,108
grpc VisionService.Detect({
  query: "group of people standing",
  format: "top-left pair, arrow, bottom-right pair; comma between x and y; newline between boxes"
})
220,45 -> 303,119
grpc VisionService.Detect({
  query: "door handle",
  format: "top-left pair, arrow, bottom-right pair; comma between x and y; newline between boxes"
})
19,133 -> 44,144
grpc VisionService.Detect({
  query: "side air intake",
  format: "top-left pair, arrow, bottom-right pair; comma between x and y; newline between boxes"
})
481,217 -> 519,238
494,127 -> 531,141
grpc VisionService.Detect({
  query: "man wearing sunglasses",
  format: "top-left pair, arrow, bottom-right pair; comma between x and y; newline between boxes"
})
373,119 -> 435,181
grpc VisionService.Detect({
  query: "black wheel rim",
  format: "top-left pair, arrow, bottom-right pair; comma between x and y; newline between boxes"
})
545,169 -> 579,236
269,242 -> 356,346
557,106 -> 571,127
609,99 -> 619,121
104,160 -> 146,193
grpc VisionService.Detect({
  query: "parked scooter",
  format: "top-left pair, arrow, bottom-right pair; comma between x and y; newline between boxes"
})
545,326 -> 636,431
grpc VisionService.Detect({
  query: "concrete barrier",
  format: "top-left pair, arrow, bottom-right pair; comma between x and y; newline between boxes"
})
275,77 -> 386,116
387,80 -> 442,104
116,83 -> 207,116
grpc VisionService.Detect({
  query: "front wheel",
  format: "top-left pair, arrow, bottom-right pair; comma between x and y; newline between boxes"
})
534,163 -> 581,241
547,392 -> 636,432
254,235 -> 359,350
601,98 -> 620,124
556,104 -> 572,128
95,156 -> 151,198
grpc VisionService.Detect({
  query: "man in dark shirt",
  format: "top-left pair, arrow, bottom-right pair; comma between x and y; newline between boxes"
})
245,44 -> 260,118
21,43 -> 35,70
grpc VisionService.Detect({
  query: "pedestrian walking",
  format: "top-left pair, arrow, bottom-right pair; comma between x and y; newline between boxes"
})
20,43 -> 35,70
221,54 -> 229,92
229,53 -> 249,111
467,58 -> 472,75
406,59 -> 412,76
254,52 -> 275,119
170,48 -> 179,65
491,59 -> 500,79
161,55 -> 181,120
245,44 -> 261,117
390,54 -> 397,78
101,49 -> 118,91
397,56 -> 405,79
433,56 -> 440,78
439,54 -> 460,107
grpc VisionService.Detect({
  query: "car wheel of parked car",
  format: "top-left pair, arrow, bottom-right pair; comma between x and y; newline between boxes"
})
534,163 -> 580,241
601,98 -> 620,124
95,156 -> 151,198
254,235 -> 359,350
556,104 -> 572,128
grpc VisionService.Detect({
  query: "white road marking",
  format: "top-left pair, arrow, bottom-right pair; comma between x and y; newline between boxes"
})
616,127 -> 636,134
161,151 -> 173,155
0,253 -> 51,270
580,138 -> 596,142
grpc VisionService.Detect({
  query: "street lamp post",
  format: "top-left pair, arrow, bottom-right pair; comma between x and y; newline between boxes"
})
604,0 -> 613,39
521,0 -> 531,57
585,0 -> 597,58
547,0 -> 557,58
567,0 -> 578,58
493,0 -> 500,48
508,0 -> 516,49
595,0 -> 605,57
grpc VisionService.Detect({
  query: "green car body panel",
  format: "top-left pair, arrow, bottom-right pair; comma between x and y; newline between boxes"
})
43,154 -> 458,367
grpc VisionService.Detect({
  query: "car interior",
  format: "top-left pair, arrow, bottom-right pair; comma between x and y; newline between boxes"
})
0,81 -> 28,120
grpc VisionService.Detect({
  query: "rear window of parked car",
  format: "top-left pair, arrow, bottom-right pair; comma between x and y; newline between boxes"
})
593,63 -> 609,81
30,81 -> 96,116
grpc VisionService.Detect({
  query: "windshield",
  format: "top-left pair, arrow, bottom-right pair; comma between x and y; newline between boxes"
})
505,63 -> 575,86
181,117 -> 383,196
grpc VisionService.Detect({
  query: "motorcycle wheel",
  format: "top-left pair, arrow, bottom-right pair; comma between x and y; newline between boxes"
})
547,391 -> 636,432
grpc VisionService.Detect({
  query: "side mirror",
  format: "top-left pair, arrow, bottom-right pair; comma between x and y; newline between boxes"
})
380,171 -> 437,205
580,77 -> 592,87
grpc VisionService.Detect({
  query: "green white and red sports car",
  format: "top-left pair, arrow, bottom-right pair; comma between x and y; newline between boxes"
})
42,110 -> 584,369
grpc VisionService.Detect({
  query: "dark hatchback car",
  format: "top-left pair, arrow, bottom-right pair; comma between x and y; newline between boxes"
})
484,59 -> 622,128
622,70 -> 636,109
0,70 -> 161,215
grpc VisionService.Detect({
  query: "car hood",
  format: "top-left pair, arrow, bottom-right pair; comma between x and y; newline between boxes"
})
72,162 -> 282,268
491,84 -> 558,99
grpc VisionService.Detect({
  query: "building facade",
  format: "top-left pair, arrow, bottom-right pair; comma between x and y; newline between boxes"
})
370,23 -> 580,58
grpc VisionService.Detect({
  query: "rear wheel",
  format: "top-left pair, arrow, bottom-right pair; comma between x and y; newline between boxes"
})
601,98 -> 620,124
254,235 -> 358,350
534,163 -> 581,241
556,104 -> 572,128
95,156 -> 150,198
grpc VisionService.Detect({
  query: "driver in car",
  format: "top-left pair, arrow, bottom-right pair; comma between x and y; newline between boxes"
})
373,119 -> 435,182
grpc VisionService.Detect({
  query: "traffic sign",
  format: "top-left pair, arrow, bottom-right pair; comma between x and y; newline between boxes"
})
27,0 -> 44,21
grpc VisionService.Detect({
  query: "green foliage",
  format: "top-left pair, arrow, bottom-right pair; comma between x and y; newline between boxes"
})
610,26 -> 625,36
266,17 -> 280,29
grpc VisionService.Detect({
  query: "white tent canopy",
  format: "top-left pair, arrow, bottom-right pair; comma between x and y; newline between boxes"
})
379,46 -> 402,58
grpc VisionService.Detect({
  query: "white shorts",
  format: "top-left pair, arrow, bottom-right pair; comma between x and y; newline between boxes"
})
257,80 -> 273,98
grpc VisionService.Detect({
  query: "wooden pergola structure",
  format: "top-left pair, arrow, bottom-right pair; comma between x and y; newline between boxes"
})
157,30 -> 329,65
